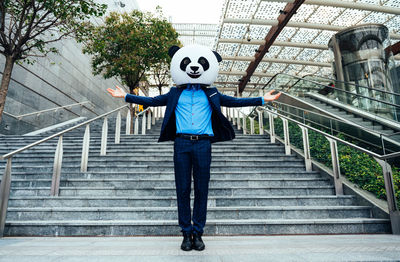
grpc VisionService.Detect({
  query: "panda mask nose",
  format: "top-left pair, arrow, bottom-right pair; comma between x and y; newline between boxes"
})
190,66 -> 199,73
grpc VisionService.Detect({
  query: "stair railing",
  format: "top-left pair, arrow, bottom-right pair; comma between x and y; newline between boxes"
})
3,101 -> 97,120
242,105 -> 400,235
0,104 -> 157,237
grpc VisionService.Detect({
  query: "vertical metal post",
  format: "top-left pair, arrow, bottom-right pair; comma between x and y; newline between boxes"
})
152,108 -> 156,125
134,116 -> 139,135
147,111 -> 151,130
250,117 -> 255,135
142,114 -> 146,135
125,110 -> 131,135
115,111 -> 121,144
281,118 -> 291,155
227,108 -> 230,121
51,135 -> 63,196
161,106 -> 165,117
0,158 -> 12,237
237,110 -> 241,130
373,158 -> 400,235
232,109 -> 236,125
100,117 -> 108,156
299,125 -> 312,171
80,124 -> 90,172
242,114 -> 247,135
268,112 -> 275,143
258,110 -> 264,135
326,137 -> 343,195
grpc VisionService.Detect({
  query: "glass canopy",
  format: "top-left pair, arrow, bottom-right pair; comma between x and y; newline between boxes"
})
161,0 -> 400,97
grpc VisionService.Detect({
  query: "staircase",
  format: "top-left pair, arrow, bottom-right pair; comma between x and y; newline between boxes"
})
0,116 -> 391,236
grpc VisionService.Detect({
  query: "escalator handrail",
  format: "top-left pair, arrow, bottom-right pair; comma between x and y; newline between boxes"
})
302,74 -> 400,97
259,73 -> 400,109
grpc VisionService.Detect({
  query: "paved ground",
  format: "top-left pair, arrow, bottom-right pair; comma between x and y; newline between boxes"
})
0,234 -> 399,262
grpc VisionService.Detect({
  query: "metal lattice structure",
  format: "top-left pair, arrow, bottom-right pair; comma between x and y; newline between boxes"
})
167,1 -> 400,97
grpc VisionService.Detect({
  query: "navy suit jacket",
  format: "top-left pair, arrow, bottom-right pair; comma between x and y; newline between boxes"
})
125,86 -> 263,143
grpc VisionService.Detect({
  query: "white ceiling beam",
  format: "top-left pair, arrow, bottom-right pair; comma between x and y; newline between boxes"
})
219,71 -> 275,77
215,81 -> 266,85
222,56 -> 331,67
223,18 -> 400,40
261,0 -> 400,15
218,38 -> 328,49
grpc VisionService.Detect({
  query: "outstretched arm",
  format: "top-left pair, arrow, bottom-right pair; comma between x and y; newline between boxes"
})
220,89 -> 281,107
107,86 -> 168,107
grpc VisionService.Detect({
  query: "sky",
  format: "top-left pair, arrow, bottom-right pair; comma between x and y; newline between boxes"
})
135,0 -> 224,24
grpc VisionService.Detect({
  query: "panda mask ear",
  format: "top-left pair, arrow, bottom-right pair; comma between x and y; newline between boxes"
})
213,51 -> 222,62
168,46 -> 180,58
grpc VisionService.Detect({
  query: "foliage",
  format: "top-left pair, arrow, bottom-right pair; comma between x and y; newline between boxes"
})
0,0 -> 106,62
79,8 -> 180,92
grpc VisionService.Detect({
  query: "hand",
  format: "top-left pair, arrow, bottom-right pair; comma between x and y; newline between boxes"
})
263,90 -> 281,102
107,85 -> 127,98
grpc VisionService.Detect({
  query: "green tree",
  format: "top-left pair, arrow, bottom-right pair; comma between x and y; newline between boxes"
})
0,0 -> 106,123
80,9 -> 179,132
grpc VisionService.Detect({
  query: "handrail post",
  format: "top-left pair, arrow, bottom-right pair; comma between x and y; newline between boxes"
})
142,114 -> 146,135
232,109 -> 236,125
268,112 -> 275,143
257,110 -> 264,135
226,107 -> 230,120
242,113 -> 247,135
237,110 -> 241,130
115,111 -> 121,144
281,118 -> 291,155
147,111 -> 151,130
299,125 -> 312,171
80,124 -> 90,172
134,116 -> 139,135
100,117 -> 108,156
326,137 -> 343,195
373,158 -> 400,235
0,157 -> 12,237
126,110 -> 131,135
152,107 -> 156,125
51,135 -> 63,196
250,117 -> 255,135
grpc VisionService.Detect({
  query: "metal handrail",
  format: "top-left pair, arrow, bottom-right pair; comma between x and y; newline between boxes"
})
3,101 -> 95,120
1,104 -> 127,160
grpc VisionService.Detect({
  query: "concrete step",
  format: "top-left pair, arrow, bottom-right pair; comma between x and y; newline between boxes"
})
7,195 -> 357,207
3,156 -> 302,165
7,170 -> 322,180
3,218 -> 391,236
6,206 -> 373,221
6,177 -> 332,188
9,185 -> 335,197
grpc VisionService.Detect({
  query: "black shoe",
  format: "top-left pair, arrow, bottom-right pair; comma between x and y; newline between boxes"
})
192,232 -> 205,251
180,232 -> 192,251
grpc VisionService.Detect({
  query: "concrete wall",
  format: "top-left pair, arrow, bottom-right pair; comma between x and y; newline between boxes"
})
0,37 -> 128,135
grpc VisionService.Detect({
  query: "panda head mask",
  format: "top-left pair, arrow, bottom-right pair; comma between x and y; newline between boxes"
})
168,44 -> 222,86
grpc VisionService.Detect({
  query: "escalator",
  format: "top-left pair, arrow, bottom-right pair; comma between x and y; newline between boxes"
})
252,73 -> 400,157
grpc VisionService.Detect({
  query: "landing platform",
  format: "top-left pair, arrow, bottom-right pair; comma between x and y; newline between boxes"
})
0,234 -> 399,261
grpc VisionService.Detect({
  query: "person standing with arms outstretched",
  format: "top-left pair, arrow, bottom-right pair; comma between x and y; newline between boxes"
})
107,45 -> 281,251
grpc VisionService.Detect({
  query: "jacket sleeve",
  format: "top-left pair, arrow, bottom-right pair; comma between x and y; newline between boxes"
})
219,92 -> 264,108
125,91 -> 169,107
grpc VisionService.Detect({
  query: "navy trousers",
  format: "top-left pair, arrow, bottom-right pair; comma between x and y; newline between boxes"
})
173,137 -> 212,234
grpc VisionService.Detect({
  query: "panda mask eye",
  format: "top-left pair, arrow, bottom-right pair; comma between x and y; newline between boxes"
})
180,57 -> 191,71
198,57 -> 210,71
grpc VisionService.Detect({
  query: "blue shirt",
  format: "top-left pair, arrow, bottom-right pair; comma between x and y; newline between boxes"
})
175,84 -> 214,136
174,84 -> 265,136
